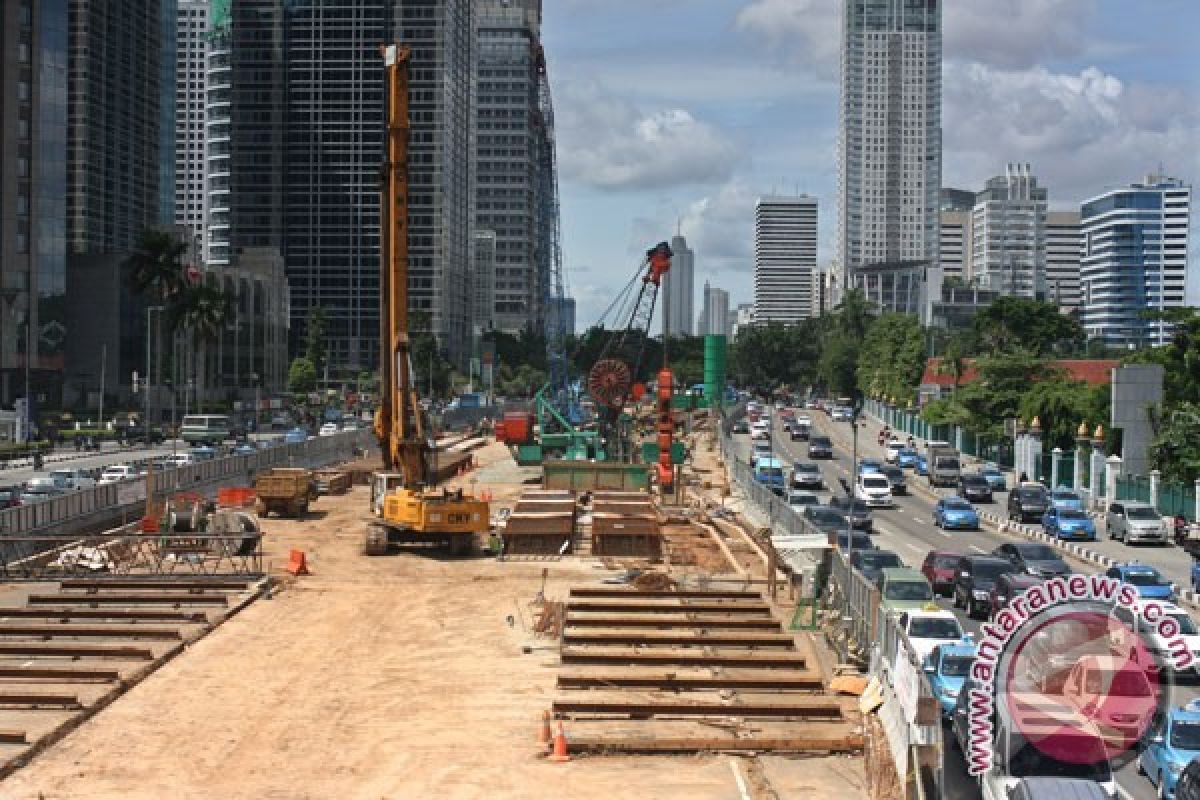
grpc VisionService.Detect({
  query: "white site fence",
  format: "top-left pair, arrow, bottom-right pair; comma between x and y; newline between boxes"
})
719,402 -> 943,800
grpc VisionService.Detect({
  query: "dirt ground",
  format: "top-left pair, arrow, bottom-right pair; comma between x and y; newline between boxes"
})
0,441 -> 865,800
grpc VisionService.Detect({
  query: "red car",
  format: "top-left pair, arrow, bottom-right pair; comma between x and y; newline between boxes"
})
921,549 -> 962,597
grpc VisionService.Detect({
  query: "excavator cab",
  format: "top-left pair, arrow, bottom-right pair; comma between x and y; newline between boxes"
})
371,472 -> 407,517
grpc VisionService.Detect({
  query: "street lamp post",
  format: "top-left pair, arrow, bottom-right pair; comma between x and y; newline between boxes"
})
145,306 -> 165,444
250,372 -> 260,444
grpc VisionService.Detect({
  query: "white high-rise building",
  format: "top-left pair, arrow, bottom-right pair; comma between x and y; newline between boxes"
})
838,0 -> 942,315
753,195 -> 817,323
697,282 -> 730,338
732,303 -> 755,338
662,234 -> 694,337
970,164 -> 1047,298
938,188 -> 974,285
1081,175 -> 1191,347
175,1 -> 208,260
1046,211 -> 1082,313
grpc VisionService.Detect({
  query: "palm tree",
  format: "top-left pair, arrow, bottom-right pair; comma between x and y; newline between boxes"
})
170,283 -> 233,411
125,229 -> 187,300
936,337 -> 970,391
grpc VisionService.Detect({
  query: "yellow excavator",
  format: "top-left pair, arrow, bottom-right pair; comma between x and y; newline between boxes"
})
364,45 -> 489,557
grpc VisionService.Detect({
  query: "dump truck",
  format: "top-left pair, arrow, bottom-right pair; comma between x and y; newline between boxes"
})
254,468 -> 317,518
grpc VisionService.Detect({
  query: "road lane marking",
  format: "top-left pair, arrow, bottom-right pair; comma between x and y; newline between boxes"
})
969,545 -> 987,554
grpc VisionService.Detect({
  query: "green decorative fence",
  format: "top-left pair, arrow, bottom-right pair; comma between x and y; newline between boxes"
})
1116,475 -> 1197,521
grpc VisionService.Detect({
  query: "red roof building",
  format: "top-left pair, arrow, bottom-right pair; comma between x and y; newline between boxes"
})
920,358 -> 1121,389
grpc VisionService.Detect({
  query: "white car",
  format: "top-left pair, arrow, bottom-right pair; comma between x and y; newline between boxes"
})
898,609 -> 965,664
48,469 -> 96,491
318,423 -> 340,437
884,440 -> 906,464
855,474 -> 894,507
98,465 -> 139,484
166,453 -> 195,468
1109,603 -> 1200,677
750,422 -> 769,441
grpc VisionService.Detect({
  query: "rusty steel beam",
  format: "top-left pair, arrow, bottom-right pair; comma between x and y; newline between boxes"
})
0,607 -> 209,623
563,615 -> 782,631
0,625 -> 182,640
0,666 -> 119,683
28,593 -> 228,606
556,674 -> 824,691
0,692 -> 82,709
561,631 -> 796,647
552,700 -> 845,719
0,730 -> 26,744
0,642 -> 154,660
569,589 -> 763,599
560,649 -> 806,668
562,734 -> 864,754
565,601 -> 771,615
59,579 -> 249,591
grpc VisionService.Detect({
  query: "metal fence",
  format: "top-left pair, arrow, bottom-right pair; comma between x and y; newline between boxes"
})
1118,475 -> 1198,520
0,430 -> 371,537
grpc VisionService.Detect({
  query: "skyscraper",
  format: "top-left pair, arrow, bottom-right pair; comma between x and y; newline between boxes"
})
1046,211 -> 1082,313
1081,175 -> 1191,347
174,0 -> 207,253
970,164 -> 1047,298
938,188 -> 974,285
476,0 -> 557,335
838,0 -> 941,313
697,282 -> 730,337
662,234 -> 694,337
753,195 -> 817,323
0,0 -> 68,414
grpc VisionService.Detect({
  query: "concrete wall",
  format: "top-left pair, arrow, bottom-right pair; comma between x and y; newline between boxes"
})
1111,364 -> 1164,477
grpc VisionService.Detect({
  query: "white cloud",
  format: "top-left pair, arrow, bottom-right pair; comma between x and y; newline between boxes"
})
943,64 -> 1200,203
735,0 -> 1103,73
556,82 -> 740,191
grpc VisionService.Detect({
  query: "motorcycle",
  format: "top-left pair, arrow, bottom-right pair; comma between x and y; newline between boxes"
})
1174,515 -> 1200,547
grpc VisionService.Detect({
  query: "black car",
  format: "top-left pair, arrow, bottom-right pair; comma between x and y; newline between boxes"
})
1007,484 -> 1050,523
953,555 -> 1013,619
991,542 -> 1070,578
829,496 -> 874,531
850,549 -> 904,584
1178,759 -> 1200,800
988,572 -> 1043,619
731,419 -> 750,435
790,422 -> 811,441
958,473 -> 993,503
808,435 -> 833,459
124,424 -> 165,445
0,486 -> 21,509
836,529 -> 876,552
802,505 -> 847,535
790,462 -> 824,489
879,465 -> 907,495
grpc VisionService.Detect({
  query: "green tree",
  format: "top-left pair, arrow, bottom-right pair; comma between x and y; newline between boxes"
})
170,283 -> 233,411
1018,377 -> 1109,453
970,297 -> 1084,356
1149,403 -> 1200,485
288,357 -> 318,394
304,308 -> 328,379
125,229 -> 187,300
936,335 -> 971,390
1128,307 -> 1200,407
856,313 -> 926,406
921,353 -> 1056,445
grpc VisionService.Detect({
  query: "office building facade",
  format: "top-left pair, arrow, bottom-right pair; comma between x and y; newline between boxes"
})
697,282 -> 731,338
1046,211 -> 1082,313
838,0 -> 942,308
0,0 -> 68,417
1081,175 -> 1191,348
546,295 -> 575,338
662,234 -> 694,337
754,195 -> 817,323
174,0 -> 207,255
970,163 -> 1047,298
938,188 -> 974,285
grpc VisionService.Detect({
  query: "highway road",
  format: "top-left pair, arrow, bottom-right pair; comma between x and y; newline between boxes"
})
731,406 -> 1200,800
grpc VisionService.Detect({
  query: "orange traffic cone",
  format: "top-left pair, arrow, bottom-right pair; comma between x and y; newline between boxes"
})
285,549 -> 310,576
548,721 -> 570,762
537,710 -> 552,747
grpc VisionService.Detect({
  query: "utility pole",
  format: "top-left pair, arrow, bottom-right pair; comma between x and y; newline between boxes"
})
24,316 -> 32,443
98,344 -> 106,431
145,306 -> 164,443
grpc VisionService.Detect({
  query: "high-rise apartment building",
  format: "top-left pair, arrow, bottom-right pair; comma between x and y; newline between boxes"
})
938,188 -> 974,285
753,195 -> 817,323
732,303 -> 755,338
970,164 -> 1047,298
838,0 -> 942,314
0,0 -> 68,416
1081,175 -> 1191,347
697,282 -> 730,338
473,230 -> 496,334
547,296 -> 576,337
1046,211 -> 1082,313
476,0 -> 556,335
662,234 -> 694,337
174,1 -> 207,254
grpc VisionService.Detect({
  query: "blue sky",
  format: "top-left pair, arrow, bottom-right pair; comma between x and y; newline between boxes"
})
541,0 -> 1200,330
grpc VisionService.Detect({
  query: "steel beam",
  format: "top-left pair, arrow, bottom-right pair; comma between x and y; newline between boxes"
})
552,700 -> 845,719
0,608 -> 209,622
556,674 -> 824,691
561,631 -> 796,647
569,589 -> 762,599
28,594 -> 228,606
0,666 -> 120,683
0,643 -> 154,659
560,649 -> 806,668
0,625 -> 182,640
562,734 -> 864,754
0,730 -> 25,744
59,579 -> 249,591
563,615 -> 782,630
0,692 -> 81,709
565,601 -> 771,614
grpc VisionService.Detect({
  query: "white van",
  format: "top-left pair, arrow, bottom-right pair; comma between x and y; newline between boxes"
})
48,468 -> 96,491
180,415 -> 231,445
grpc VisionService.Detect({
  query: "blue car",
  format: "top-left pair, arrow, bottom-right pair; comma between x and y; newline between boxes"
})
979,465 -> 1007,491
1041,507 -> 1097,541
1105,563 -> 1176,602
1140,705 -> 1200,799
934,496 -> 979,530
283,427 -> 309,444
858,458 -> 883,475
1050,488 -> 1084,512
915,454 -> 929,477
924,641 -> 976,718
1192,560 -> 1200,593
896,448 -> 918,469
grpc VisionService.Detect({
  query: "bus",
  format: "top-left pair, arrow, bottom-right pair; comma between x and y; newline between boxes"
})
180,414 -> 232,445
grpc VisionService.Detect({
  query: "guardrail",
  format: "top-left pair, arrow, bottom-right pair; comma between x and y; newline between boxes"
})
719,402 -> 942,800
0,430 -> 371,537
